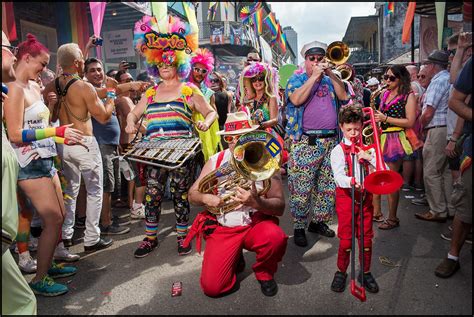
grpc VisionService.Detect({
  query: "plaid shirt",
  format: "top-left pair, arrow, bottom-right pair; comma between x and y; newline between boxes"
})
422,70 -> 450,128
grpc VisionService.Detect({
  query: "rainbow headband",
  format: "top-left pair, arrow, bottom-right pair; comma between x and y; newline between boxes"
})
142,31 -> 192,55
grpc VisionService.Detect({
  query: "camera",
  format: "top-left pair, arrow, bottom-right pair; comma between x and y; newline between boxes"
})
127,62 -> 137,69
93,37 -> 103,46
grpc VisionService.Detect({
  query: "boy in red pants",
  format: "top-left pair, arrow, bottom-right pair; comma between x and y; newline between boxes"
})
330,105 -> 379,293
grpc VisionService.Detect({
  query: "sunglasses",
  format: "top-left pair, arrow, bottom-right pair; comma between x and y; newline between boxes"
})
157,62 -> 176,68
446,48 -> 457,56
417,74 -> 426,79
307,55 -> 324,62
193,67 -> 208,74
2,44 -> 19,56
383,74 -> 398,82
210,78 -> 220,84
223,135 -> 240,143
251,75 -> 265,83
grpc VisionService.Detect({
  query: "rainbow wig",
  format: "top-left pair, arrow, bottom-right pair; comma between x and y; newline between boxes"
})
134,15 -> 198,80
190,48 -> 215,87
238,62 -> 280,105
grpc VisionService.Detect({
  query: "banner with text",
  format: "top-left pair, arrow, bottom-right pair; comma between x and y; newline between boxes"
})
210,22 -> 224,45
103,29 -> 136,59
215,55 -> 247,89
229,22 -> 243,45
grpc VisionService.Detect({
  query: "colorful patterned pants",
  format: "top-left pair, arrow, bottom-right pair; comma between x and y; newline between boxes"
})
143,159 -> 195,243
288,135 -> 337,230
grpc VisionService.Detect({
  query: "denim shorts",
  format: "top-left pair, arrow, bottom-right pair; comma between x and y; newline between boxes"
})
17,157 -> 56,181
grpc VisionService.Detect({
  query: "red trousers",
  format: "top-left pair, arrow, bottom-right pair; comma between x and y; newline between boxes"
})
335,187 -> 374,273
200,212 -> 288,297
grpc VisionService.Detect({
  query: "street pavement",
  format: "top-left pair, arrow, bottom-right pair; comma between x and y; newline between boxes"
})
25,177 -> 472,315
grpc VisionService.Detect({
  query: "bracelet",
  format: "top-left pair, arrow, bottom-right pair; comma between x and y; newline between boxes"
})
449,137 -> 458,142
384,115 -> 388,123
106,91 -> 117,99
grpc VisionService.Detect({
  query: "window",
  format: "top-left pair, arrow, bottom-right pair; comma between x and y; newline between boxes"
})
19,20 -> 58,72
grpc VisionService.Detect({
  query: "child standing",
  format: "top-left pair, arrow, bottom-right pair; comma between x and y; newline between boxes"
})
330,105 -> 379,294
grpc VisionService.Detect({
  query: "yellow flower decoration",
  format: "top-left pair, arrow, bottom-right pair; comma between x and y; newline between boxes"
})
145,87 -> 156,98
181,85 -> 193,97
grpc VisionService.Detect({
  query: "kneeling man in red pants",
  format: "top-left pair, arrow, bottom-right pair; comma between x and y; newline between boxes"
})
185,111 -> 288,297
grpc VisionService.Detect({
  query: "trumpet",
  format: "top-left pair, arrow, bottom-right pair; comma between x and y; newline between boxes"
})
357,107 -> 403,195
198,130 -> 282,215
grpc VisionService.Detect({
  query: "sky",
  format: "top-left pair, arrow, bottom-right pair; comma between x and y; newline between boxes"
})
268,2 -> 377,64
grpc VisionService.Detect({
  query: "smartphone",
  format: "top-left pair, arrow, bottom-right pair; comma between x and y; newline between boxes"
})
2,83 -> 8,95
93,37 -> 103,46
127,62 -> 137,69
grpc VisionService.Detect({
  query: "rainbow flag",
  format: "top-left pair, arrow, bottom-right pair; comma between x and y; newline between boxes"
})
279,32 -> 287,54
263,12 -> 278,37
384,2 -> 395,16
207,2 -> 218,20
251,7 -> 264,35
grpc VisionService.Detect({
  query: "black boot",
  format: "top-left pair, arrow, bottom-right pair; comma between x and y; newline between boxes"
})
331,271 -> 347,292
294,229 -> 308,247
308,221 -> 335,238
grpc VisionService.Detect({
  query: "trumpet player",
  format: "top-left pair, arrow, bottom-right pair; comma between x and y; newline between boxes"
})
285,40 -> 349,247
186,112 -> 288,297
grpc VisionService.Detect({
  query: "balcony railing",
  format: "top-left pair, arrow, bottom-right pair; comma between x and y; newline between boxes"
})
348,50 -> 379,65
198,21 -> 257,47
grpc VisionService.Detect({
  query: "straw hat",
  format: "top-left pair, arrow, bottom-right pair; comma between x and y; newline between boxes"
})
216,111 -> 259,135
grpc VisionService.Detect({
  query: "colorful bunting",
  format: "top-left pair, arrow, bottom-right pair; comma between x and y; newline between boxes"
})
250,7 -> 264,35
263,12 -> 278,37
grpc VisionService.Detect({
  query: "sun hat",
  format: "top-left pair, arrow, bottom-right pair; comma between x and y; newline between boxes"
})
216,111 -> 260,135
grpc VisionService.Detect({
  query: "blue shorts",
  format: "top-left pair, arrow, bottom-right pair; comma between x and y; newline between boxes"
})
17,157 -> 56,181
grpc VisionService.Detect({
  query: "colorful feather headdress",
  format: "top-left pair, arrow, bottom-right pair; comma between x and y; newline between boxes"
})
133,15 -> 198,80
190,48 -> 215,87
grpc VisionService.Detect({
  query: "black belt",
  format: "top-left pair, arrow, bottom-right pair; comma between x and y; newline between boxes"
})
424,125 -> 447,131
303,129 -> 337,139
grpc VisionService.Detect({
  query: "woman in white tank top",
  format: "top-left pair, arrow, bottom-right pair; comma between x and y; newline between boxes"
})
3,34 -> 83,296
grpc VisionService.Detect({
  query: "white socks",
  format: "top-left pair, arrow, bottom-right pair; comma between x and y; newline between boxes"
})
447,253 -> 459,261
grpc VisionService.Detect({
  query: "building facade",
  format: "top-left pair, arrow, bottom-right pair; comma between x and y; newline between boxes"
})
283,26 -> 298,65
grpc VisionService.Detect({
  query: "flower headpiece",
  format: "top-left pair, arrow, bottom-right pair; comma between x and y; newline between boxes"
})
190,48 -> 215,86
134,15 -> 198,80
238,62 -> 280,105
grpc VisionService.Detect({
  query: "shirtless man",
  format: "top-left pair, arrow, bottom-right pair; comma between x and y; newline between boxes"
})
42,43 -> 116,253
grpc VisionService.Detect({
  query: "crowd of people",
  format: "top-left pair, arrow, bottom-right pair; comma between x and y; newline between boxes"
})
1,13 -> 472,315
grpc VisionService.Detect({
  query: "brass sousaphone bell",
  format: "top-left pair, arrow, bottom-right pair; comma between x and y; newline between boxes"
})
324,41 -> 351,67
198,130 -> 282,215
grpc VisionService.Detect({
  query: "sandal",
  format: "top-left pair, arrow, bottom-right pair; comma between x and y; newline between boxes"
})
373,214 -> 385,222
378,218 -> 400,230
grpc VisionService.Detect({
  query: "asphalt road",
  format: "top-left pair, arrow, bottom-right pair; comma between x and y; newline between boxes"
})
25,177 -> 472,315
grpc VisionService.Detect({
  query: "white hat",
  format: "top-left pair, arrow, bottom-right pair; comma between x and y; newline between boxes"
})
216,111 -> 260,135
367,77 -> 380,86
300,40 -> 328,59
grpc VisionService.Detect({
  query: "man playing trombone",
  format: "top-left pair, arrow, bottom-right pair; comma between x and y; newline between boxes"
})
185,111 -> 288,297
285,40 -> 349,247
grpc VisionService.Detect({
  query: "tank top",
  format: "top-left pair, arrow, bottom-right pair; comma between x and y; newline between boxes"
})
144,95 -> 194,140
251,95 -> 271,124
380,90 -> 410,131
12,100 -> 57,168
215,91 -> 229,127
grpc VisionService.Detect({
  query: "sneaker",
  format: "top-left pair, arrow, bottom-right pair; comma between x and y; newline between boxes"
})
411,197 -> 429,206
54,243 -> 80,262
178,240 -> 192,256
435,258 -> 460,278
48,262 -> 77,278
466,232 -> 473,245
294,229 -> 308,247
112,215 -> 131,227
401,183 -> 415,191
308,221 -> 335,238
440,230 -> 452,242
18,252 -> 37,274
29,275 -> 68,297
29,235 -> 39,252
331,271 -> 347,292
413,185 -> 425,192
84,237 -> 114,253
74,216 -> 86,229
358,272 -> 379,293
131,204 -> 146,219
99,223 -> 130,235
63,238 -> 73,248
134,238 -> 158,258
115,212 -> 131,220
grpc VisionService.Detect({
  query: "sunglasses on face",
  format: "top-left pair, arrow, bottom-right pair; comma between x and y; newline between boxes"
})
223,135 -> 240,143
251,75 -> 265,83
417,74 -> 426,79
2,44 -> 19,56
157,62 -> 176,68
446,48 -> 457,56
210,78 -> 220,84
307,55 -> 324,62
383,74 -> 398,82
193,67 -> 208,74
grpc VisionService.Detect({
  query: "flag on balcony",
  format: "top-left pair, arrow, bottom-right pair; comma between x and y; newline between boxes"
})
251,7 -> 264,35
183,1 -> 198,34
207,2 -> 218,20
263,12 -> 278,37
384,2 -> 395,16
279,32 -> 287,54
401,2 -> 416,44
223,2 -> 229,21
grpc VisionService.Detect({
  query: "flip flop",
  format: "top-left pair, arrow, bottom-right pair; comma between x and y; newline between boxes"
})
373,214 -> 385,222
378,218 -> 400,230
